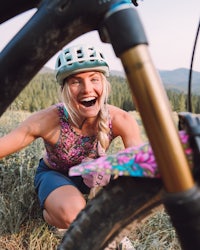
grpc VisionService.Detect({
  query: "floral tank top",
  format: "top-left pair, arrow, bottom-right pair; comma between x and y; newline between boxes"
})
44,103 -> 114,173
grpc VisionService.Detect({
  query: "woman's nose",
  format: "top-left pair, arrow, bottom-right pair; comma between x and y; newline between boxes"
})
82,80 -> 93,93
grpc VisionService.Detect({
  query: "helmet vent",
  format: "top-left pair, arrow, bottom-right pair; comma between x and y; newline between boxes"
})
57,58 -> 61,67
55,44 -> 110,84
76,49 -> 84,64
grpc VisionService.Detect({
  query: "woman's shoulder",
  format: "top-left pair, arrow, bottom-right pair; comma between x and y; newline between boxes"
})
14,105 -> 60,140
108,105 -> 135,134
108,104 -> 129,119
28,104 -> 60,124
107,104 -> 120,113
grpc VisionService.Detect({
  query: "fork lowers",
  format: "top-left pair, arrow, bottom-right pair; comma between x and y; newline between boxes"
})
164,185 -> 200,250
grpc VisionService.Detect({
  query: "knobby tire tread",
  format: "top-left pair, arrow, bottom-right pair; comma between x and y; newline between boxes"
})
58,176 -> 162,250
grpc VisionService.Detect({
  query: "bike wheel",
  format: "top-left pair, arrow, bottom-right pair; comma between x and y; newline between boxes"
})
58,176 -> 162,250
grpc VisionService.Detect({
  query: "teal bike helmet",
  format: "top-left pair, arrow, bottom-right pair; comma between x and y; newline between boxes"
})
55,44 -> 110,85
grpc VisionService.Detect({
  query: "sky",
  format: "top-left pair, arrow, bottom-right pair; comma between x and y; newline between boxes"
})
0,0 -> 199,72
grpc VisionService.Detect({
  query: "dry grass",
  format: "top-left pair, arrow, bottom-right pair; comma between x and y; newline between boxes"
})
128,208 -> 181,249
0,110 -> 181,249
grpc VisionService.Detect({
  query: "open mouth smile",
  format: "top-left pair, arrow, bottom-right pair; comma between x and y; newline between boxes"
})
80,97 -> 97,107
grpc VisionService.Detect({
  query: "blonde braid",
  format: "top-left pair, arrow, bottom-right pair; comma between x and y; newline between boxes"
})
97,75 -> 111,154
97,107 -> 110,154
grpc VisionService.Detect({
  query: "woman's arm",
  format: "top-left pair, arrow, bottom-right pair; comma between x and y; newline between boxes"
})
0,117 -> 39,159
0,106 -> 58,159
109,105 -> 143,148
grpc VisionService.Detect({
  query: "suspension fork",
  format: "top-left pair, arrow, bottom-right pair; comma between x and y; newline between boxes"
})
100,3 -> 200,249
100,2 -> 194,192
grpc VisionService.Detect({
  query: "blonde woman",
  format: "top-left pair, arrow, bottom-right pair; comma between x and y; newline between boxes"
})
0,44 -> 142,230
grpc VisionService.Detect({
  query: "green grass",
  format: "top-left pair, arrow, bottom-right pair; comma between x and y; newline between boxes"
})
0,110 -> 180,249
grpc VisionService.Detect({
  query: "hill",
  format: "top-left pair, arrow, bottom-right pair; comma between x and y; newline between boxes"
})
159,68 -> 200,93
39,67 -> 200,94
110,68 -> 200,94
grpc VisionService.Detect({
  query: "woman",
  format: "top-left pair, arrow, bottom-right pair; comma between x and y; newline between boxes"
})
0,44 -> 142,229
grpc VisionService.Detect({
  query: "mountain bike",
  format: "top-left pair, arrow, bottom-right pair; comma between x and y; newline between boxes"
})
1,1 -> 200,249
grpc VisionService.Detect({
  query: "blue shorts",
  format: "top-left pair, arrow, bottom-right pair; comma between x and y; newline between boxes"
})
34,159 -> 90,208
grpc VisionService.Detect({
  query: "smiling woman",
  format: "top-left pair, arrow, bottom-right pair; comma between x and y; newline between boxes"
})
0,43 -> 143,232
56,45 -> 110,131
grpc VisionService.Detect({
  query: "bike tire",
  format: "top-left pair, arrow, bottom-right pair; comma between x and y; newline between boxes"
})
58,176 -> 162,250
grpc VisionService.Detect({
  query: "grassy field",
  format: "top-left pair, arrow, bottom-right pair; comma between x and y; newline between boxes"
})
0,110 -> 181,249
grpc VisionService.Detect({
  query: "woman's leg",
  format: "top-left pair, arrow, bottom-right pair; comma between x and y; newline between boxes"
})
43,185 -> 86,229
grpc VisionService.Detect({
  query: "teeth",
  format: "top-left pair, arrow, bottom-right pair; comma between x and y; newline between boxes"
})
81,97 -> 96,102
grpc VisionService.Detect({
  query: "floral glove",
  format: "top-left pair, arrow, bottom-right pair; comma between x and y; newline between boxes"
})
82,172 -> 111,188
82,142 -> 111,188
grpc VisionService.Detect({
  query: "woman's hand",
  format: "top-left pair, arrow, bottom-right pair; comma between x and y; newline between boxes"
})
81,155 -> 111,188
82,172 -> 111,188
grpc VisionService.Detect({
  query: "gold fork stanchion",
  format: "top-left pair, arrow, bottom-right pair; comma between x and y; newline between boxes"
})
120,45 -> 194,193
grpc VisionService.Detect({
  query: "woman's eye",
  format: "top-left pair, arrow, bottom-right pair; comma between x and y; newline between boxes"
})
91,78 -> 100,82
72,80 -> 81,85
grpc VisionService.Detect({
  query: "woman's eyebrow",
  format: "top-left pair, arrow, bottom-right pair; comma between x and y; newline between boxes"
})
69,72 -> 100,79
89,72 -> 101,77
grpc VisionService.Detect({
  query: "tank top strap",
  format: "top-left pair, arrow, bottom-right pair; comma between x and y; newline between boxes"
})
56,103 -> 68,121
63,106 -> 69,119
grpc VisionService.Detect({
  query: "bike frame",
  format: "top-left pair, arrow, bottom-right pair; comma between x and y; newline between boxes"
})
1,1 -> 200,249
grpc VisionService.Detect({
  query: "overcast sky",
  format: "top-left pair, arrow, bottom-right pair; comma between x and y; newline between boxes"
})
0,0 -> 199,72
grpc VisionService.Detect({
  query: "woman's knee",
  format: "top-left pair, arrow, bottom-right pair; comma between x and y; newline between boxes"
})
43,199 -> 86,228
58,198 -> 86,223
43,185 -> 87,228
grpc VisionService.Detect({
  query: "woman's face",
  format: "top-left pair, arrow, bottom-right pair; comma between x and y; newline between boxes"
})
66,71 -> 104,118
